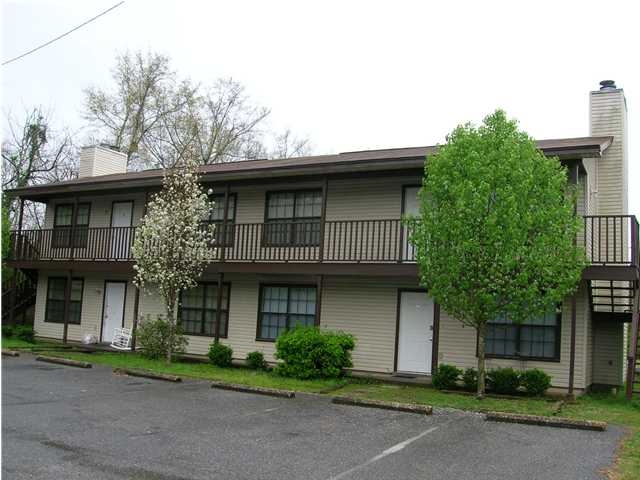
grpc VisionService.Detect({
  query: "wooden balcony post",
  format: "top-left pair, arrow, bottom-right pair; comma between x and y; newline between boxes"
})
567,164 -> 579,397
17,197 -> 24,231
318,178 -> 328,262
214,272 -> 224,342
315,274 -> 323,325
626,290 -> 640,399
8,197 -> 25,324
62,270 -> 72,344
220,185 -> 230,262
70,196 -> 78,260
130,190 -> 150,349
131,285 -> 140,350
16,197 -> 24,259
567,291 -> 577,397
8,268 -> 17,325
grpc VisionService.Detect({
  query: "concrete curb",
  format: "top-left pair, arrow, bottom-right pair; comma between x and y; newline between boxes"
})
485,411 -> 607,431
210,381 -> 295,398
2,349 -> 20,357
113,368 -> 181,382
332,396 -> 433,415
36,355 -> 92,368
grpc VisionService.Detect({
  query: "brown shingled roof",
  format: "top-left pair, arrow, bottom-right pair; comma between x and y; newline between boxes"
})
4,136 -> 613,200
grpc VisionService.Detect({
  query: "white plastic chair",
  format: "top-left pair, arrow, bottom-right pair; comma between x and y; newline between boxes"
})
110,327 -> 132,350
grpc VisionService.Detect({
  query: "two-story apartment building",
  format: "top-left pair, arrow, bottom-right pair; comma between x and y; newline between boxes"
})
5,81 -> 638,396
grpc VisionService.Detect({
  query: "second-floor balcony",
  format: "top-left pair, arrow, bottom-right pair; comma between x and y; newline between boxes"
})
8,219 -> 417,264
7,215 -> 639,277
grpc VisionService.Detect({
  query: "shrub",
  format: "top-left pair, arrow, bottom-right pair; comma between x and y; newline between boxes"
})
246,351 -> 267,370
487,367 -> 521,395
520,369 -> 552,396
274,326 -> 355,379
208,341 -> 233,367
1,324 -> 35,342
2,325 -> 14,337
462,367 -> 478,392
13,325 -> 35,343
432,364 -> 461,390
135,315 -> 188,360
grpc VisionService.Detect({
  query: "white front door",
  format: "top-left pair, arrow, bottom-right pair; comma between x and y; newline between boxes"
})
102,282 -> 126,343
110,202 -> 133,258
402,186 -> 419,260
397,291 -> 434,374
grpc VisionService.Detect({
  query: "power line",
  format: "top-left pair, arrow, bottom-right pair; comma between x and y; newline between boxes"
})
2,1 -> 125,66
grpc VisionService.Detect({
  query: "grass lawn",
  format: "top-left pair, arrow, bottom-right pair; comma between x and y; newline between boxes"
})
337,382 -> 558,416
45,351 -> 346,393
1,337 -> 61,350
562,393 -> 640,479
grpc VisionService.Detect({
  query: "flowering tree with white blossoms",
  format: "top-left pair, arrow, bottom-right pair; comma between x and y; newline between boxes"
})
132,155 -> 215,363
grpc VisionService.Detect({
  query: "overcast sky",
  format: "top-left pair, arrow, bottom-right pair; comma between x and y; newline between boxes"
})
1,0 -> 638,211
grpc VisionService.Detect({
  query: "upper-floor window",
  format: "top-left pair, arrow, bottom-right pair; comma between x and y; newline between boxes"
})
485,305 -> 561,361
203,194 -> 236,246
44,277 -> 84,324
52,203 -> 90,248
263,190 -> 322,246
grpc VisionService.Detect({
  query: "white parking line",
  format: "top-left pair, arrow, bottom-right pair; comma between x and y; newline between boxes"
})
327,425 -> 441,480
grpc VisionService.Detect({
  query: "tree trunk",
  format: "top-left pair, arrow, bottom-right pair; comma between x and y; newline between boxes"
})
165,294 -> 177,365
476,322 -> 488,399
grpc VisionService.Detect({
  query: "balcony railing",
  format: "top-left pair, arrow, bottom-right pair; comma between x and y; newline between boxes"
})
582,215 -> 639,266
8,219 -> 416,264
8,215 -> 639,267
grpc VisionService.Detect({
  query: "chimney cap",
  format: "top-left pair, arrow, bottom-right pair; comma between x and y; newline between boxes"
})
98,143 -> 122,152
599,80 -> 617,91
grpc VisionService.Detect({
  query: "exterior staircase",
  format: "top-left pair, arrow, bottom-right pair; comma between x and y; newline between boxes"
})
2,270 -> 37,325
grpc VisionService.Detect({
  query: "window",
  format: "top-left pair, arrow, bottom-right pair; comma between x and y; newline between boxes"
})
258,285 -> 316,340
485,306 -> 561,360
52,203 -> 90,248
179,283 -> 230,336
44,277 -> 84,324
203,194 -> 236,246
264,190 -> 322,246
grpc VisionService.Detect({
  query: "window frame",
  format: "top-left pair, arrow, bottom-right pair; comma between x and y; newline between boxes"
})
52,202 -> 91,248
256,283 -> 318,342
202,193 -> 237,247
481,306 -> 562,362
178,282 -> 231,338
262,189 -> 323,247
44,276 -> 84,324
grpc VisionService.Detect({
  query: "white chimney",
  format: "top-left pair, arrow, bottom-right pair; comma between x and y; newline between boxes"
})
589,80 -> 628,215
78,145 -> 127,178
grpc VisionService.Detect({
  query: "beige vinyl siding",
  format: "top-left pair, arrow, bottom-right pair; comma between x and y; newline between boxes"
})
138,274 -> 290,362
321,277 -> 420,373
590,90 -> 628,216
34,272 -> 136,342
592,320 -> 624,386
137,275 -> 420,371
438,282 -> 591,390
78,146 -> 127,178
44,193 -> 146,229
203,176 -> 420,262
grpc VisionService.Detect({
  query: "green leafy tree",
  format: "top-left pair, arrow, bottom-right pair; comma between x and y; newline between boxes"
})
408,110 -> 585,397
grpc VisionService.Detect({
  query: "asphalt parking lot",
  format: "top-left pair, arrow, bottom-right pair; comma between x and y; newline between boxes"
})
2,355 -> 621,480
